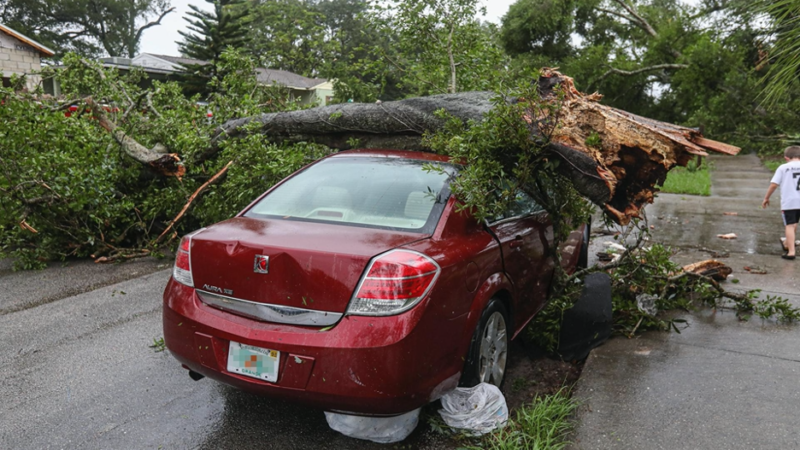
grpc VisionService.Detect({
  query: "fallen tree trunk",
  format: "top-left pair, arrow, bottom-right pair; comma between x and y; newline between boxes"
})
204,69 -> 738,224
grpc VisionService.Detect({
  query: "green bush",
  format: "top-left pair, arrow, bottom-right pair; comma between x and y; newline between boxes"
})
0,50 -> 323,269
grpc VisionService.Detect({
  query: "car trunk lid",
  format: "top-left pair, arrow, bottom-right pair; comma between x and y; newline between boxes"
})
190,217 -> 427,316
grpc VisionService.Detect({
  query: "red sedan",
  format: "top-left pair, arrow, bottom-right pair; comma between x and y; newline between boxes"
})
163,149 -> 587,416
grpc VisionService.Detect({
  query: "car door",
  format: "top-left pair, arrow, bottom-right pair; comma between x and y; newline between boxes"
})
488,190 -> 555,331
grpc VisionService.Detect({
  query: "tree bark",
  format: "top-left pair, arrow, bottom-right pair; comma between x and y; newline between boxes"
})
201,91 -> 495,161
85,97 -> 185,178
205,69 -> 738,225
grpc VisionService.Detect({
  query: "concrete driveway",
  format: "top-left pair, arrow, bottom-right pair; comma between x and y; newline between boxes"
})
570,154 -> 800,449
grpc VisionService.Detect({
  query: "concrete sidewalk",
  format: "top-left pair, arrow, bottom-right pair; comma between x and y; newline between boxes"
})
570,154 -> 800,449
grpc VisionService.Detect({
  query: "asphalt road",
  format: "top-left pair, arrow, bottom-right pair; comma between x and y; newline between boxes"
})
2,251 -> 495,449
0,258 -> 458,449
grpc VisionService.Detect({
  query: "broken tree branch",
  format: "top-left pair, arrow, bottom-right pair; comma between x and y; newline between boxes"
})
84,97 -> 184,178
154,160 -> 234,245
145,91 -> 163,119
94,249 -> 151,264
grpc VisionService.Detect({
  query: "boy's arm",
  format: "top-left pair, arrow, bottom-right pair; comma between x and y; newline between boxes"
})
762,182 -> 779,208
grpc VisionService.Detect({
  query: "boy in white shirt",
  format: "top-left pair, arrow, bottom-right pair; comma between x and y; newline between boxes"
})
762,146 -> 800,260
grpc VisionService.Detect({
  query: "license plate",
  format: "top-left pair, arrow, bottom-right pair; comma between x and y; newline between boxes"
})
227,341 -> 280,382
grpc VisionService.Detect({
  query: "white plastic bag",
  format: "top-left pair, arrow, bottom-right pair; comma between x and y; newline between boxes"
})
324,407 -> 420,443
438,383 -> 508,436
636,293 -> 658,316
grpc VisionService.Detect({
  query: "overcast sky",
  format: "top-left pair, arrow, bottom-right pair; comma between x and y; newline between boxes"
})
138,0 -> 518,56
138,0 -> 700,56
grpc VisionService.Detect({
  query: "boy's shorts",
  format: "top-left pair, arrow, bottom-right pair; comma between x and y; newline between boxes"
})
783,210 -> 800,226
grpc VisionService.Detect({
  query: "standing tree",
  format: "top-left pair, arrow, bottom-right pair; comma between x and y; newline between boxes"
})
309,0 -> 391,101
350,0 -> 509,98
246,0 -> 338,78
177,0 -> 249,96
0,0 -> 175,58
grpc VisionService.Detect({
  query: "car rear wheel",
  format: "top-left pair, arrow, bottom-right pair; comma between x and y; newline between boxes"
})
460,299 -> 509,388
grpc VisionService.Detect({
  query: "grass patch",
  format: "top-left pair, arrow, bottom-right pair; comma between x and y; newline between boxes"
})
763,159 -> 782,172
464,388 -> 578,450
658,158 -> 711,196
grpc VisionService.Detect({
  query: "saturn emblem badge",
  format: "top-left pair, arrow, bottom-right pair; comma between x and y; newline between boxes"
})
254,255 -> 269,274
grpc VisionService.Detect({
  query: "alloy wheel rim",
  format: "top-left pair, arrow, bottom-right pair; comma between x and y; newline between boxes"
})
478,311 -> 507,387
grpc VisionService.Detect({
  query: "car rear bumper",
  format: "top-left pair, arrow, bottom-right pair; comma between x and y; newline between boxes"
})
162,278 -> 463,415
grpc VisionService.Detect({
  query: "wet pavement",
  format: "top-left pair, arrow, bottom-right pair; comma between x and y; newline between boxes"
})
0,253 -> 571,449
0,262 -> 455,449
571,153 -> 800,449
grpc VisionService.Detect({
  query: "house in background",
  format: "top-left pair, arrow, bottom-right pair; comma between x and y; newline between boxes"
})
0,24 -> 54,91
47,53 -> 334,106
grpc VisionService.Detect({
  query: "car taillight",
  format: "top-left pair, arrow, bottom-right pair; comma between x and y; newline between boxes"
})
347,250 -> 440,316
173,235 -> 193,287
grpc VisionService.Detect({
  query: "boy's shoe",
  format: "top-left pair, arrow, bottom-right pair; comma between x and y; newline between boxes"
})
782,253 -> 796,260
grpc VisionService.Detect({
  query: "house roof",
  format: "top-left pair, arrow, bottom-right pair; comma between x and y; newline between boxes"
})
0,23 -> 55,56
141,53 -> 327,90
146,54 -> 208,67
95,53 -> 329,91
255,68 -> 327,90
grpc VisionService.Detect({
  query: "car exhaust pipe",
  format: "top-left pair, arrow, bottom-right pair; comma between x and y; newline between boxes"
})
189,370 -> 205,381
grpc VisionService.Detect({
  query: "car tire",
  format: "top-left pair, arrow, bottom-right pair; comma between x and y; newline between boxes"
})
459,299 -> 509,388
577,221 -> 591,270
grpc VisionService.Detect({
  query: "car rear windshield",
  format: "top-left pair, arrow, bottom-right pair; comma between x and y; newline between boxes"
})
244,156 -> 455,233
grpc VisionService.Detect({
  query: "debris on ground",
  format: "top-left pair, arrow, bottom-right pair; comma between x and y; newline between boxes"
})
723,212 -> 738,216
717,233 -> 737,239
593,228 -> 619,236
682,259 -> 733,281
438,383 -> 508,436
636,294 -> 659,316
698,247 -> 730,258
743,266 -> 768,275
597,252 -> 613,262
325,408 -> 421,443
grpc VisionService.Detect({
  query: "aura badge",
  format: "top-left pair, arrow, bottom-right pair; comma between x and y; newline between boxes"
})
254,255 -> 269,274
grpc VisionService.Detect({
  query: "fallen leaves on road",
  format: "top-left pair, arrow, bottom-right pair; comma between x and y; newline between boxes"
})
717,233 -> 737,239
743,266 -> 768,275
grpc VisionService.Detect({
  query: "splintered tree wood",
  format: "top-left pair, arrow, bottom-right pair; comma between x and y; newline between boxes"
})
532,69 -> 739,223
204,69 -> 739,224
682,260 -> 733,282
